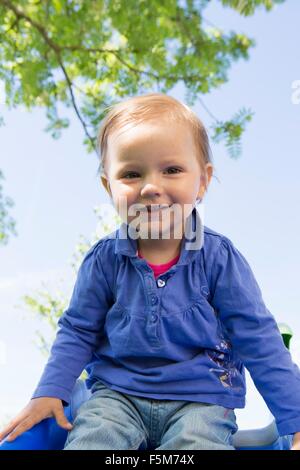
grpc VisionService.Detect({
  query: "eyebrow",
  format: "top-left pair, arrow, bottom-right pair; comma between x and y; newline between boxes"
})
117,154 -> 140,163
117,154 -> 184,164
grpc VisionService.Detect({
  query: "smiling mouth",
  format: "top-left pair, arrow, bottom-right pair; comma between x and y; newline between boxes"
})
142,204 -> 171,212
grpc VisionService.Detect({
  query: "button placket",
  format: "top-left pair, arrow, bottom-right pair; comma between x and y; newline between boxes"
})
148,294 -> 160,343
147,275 -> 169,343
129,260 -> 161,345
147,284 -> 163,344
136,261 -> 174,345
135,267 -> 160,344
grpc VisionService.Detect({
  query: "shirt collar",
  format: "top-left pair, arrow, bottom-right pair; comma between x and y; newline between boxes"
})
113,206 -> 203,266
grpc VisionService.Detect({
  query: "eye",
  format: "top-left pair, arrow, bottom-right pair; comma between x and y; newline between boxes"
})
122,172 -> 140,179
122,167 -> 181,179
165,167 -> 181,174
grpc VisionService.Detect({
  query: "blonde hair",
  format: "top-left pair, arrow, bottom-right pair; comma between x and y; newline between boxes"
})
96,92 -> 213,180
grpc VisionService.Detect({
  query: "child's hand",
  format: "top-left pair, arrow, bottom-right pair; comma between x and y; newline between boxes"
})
0,397 -> 73,443
291,431 -> 300,450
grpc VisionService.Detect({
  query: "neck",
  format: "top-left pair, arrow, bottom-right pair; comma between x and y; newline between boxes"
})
137,237 -> 182,264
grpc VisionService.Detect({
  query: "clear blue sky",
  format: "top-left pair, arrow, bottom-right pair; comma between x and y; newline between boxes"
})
1,1 -> 300,431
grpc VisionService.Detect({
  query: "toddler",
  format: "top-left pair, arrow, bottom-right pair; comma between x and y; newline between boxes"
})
1,93 -> 300,450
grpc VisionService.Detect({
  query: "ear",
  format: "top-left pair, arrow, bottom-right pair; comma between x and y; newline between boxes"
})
101,175 -> 112,198
197,163 -> 213,200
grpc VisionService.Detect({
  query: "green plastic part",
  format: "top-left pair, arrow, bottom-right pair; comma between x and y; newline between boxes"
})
278,323 -> 293,350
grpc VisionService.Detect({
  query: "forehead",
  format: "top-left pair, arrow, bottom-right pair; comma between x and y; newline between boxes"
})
107,119 -> 196,160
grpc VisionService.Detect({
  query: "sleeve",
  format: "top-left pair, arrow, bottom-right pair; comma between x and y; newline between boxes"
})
209,238 -> 300,436
31,241 -> 113,404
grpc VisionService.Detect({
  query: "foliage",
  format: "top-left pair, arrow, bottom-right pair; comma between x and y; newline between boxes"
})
220,0 -> 285,16
212,107 -> 255,159
0,169 -> 16,245
0,0 -> 285,155
22,205 -> 122,357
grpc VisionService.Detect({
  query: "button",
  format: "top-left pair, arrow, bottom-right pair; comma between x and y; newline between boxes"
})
151,295 -> 158,305
157,279 -> 165,287
151,314 -> 158,323
201,286 -> 209,297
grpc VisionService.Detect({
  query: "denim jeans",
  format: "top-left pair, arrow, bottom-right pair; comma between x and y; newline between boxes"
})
64,381 -> 238,450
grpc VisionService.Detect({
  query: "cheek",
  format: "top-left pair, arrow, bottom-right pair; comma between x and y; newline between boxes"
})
173,182 -> 199,202
110,182 -> 137,211
119,186 -> 136,203
110,181 -> 131,197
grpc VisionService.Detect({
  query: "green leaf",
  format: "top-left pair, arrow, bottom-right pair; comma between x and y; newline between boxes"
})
0,170 -> 17,245
211,108 -> 254,159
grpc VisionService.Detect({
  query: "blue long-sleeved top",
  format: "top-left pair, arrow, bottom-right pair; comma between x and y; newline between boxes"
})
32,207 -> 300,436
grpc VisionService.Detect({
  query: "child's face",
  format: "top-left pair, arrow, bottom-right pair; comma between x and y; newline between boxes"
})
101,118 -> 213,239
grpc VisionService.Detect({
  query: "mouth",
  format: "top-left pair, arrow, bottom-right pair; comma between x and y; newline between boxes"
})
143,204 -> 171,213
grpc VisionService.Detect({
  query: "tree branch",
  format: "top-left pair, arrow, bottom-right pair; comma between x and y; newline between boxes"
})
0,0 -> 219,130
0,0 -> 96,151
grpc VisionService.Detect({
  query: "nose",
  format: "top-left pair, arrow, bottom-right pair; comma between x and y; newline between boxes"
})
140,184 -> 161,199
140,179 -> 162,199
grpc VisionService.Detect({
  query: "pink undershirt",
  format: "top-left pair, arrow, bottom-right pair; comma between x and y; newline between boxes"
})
137,249 -> 180,278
